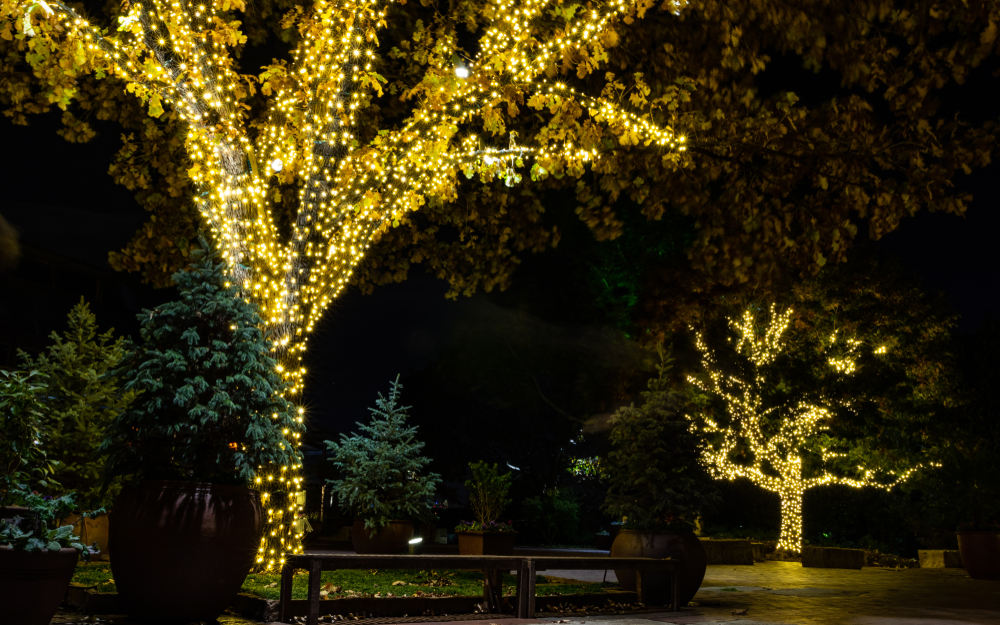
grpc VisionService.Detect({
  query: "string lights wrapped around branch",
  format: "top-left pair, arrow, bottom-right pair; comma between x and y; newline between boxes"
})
14,0 -> 688,569
687,305 -> 928,552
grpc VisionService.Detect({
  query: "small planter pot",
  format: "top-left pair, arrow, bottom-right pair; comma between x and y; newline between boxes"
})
457,531 -> 517,556
611,529 -> 707,607
957,531 -> 1000,580
110,480 -> 263,621
352,519 -> 414,554
0,547 -> 79,625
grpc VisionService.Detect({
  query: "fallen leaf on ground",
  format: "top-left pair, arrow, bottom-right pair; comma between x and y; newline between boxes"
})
264,582 -> 278,588
732,608 -> 748,615
392,581 -> 406,586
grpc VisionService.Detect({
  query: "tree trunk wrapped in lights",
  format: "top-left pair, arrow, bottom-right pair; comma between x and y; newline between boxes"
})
9,0 -> 685,569
687,305 -> 928,553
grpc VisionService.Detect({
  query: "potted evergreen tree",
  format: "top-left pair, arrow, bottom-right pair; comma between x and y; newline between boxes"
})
0,369 -> 100,625
326,376 -> 440,554
99,244 -> 304,621
19,298 -> 136,557
603,346 -> 718,607
455,461 -> 516,555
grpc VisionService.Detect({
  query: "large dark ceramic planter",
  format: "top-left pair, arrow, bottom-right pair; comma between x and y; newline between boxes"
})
457,531 -> 517,555
352,519 -> 414,554
611,529 -> 707,607
0,547 -> 79,625
957,531 -> 1000,580
110,481 -> 263,621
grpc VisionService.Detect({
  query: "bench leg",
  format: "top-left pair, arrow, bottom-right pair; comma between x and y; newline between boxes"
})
526,559 -> 536,618
635,570 -> 644,605
515,566 -> 522,618
308,559 -> 322,625
672,567 -> 680,612
484,569 -> 503,613
279,562 -> 294,623
517,560 -> 532,618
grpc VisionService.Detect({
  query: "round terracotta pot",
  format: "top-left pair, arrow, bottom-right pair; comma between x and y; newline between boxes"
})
611,529 -> 707,607
110,481 -> 263,621
0,547 -> 79,625
352,519 -> 413,554
957,531 -> 1000,580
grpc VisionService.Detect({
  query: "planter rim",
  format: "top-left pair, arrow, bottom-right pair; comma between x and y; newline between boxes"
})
0,546 -> 80,556
455,530 -> 518,536
127,480 -> 260,497
956,530 -> 1000,535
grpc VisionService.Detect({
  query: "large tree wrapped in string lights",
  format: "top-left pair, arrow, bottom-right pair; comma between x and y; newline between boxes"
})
686,305 -> 930,553
7,0 -> 686,568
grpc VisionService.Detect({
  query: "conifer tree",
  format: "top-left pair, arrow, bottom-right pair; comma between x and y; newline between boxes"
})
101,242 -> 304,500
19,299 -> 135,510
603,346 -> 718,530
326,376 -> 441,537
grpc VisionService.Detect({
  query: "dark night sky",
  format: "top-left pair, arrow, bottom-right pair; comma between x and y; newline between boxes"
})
1,68 -> 998,438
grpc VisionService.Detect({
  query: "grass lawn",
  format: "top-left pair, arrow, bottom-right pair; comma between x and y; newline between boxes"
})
243,569 -> 611,601
70,562 -> 118,593
71,564 -> 614,600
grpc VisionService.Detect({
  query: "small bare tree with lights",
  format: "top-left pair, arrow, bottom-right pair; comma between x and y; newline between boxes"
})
687,305 -> 927,553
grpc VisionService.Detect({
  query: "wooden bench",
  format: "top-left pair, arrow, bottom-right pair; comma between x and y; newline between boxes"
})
278,553 -> 681,625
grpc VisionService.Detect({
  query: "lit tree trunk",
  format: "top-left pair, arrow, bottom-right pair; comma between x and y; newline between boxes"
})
776,484 -> 804,553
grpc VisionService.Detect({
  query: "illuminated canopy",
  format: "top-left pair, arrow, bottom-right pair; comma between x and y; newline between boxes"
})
687,305 -> 925,552
15,0 -> 687,568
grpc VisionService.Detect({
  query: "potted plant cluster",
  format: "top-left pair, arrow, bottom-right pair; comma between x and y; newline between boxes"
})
98,244 -> 304,621
326,376 -> 441,554
602,346 -> 719,607
0,369 -> 101,625
456,461 -> 516,556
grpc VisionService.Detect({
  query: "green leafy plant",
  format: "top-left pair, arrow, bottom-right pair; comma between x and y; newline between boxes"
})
1,513 -> 98,562
1,370 -> 102,562
457,461 -> 513,533
455,520 -> 515,533
325,376 -> 441,537
602,345 -> 719,531
1,370 -> 58,506
99,241 -> 304,488
19,299 -> 135,510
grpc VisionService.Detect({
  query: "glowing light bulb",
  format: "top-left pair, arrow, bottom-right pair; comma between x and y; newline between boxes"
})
455,66 -> 468,78
271,158 -> 283,173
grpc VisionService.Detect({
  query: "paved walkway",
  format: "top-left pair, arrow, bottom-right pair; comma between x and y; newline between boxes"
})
373,562 -> 1000,625
52,561 -> 1000,625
